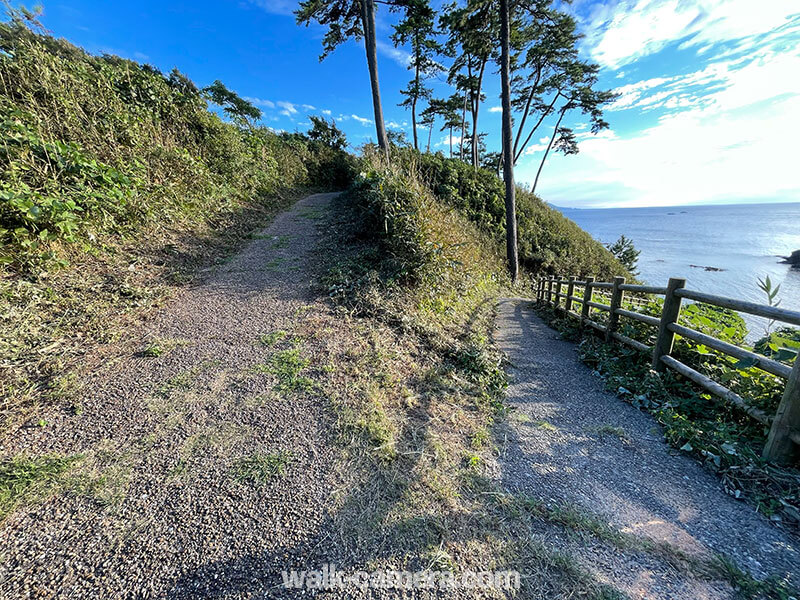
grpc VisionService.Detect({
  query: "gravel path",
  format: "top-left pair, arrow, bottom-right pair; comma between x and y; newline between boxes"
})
1,192 -> 344,599
495,298 -> 800,600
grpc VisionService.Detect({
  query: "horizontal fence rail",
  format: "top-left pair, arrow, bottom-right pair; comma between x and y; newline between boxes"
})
534,274 -> 800,465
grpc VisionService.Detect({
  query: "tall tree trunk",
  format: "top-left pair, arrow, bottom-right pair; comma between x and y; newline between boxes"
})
532,108 -> 566,194
361,0 -> 389,158
426,118 -> 433,153
471,59 -> 486,169
460,89 -> 468,160
500,0 -> 518,281
411,97 -> 418,151
411,46 -> 420,151
449,125 -> 453,157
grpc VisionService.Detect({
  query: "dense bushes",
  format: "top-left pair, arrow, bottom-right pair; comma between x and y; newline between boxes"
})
388,149 -> 628,280
348,148 -> 506,299
0,12 -> 353,272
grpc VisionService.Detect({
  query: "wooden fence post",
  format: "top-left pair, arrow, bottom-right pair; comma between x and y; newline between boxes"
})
606,276 -> 626,342
652,277 -> 686,371
555,279 -> 563,314
565,276 -> 576,316
547,278 -> 554,305
763,357 -> 800,464
580,276 -> 594,329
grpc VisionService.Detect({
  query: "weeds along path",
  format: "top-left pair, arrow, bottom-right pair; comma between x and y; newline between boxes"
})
495,298 -> 800,599
0,192 -> 348,598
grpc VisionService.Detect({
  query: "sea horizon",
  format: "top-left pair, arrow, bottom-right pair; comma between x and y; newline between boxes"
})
556,201 -> 800,340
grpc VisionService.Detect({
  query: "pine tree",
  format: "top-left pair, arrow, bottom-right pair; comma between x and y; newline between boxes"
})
392,0 -> 443,151
296,1 -> 394,158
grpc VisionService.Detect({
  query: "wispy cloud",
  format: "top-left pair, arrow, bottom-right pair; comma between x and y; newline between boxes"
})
579,0 -> 800,70
376,39 -> 411,68
276,100 -> 298,117
244,97 -> 275,109
350,114 -> 373,126
488,106 -> 502,113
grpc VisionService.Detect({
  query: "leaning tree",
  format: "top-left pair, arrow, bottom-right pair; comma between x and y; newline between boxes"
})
296,0 -> 397,157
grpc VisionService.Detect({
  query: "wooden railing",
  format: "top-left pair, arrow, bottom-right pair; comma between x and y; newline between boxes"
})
534,275 -> 800,464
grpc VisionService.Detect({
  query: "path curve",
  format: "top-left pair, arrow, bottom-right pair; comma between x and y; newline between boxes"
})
495,297 -> 799,600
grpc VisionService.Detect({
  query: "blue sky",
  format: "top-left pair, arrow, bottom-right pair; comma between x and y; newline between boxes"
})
28,1 -> 800,208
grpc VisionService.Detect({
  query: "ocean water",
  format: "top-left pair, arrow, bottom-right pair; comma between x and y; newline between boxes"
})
556,202 -> 800,339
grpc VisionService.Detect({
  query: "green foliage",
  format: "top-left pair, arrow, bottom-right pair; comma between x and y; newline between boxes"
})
0,454 -> 81,520
381,148 -> 628,279
605,235 -> 640,276
0,13 -> 354,272
307,115 -> 347,151
202,80 -> 262,124
754,327 -> 800,364
232,451 -> 292,485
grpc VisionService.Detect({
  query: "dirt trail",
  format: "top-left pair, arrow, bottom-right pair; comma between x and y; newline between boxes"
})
495,297 -> 800,600
1,192 -> 343,599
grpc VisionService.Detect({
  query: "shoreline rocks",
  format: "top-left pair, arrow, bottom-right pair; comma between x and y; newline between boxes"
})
780,249 -> 800,266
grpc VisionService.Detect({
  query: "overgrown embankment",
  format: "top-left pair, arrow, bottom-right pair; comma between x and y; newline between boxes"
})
395,149 -> 629,279
0,14 -> 353,430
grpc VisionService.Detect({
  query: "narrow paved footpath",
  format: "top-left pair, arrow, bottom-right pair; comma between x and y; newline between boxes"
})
495,298 -> 800,600
1,193 -> 344,599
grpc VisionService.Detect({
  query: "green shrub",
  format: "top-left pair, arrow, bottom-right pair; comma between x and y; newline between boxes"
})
386,148 -> 629,280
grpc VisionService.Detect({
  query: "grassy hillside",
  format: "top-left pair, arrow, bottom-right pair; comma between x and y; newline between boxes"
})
0,9 -> 626,434
0,12 -> 353,429
397,149 -> 629,280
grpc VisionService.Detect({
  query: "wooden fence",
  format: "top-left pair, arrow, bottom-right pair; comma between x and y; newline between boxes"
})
534,274 -> 800,464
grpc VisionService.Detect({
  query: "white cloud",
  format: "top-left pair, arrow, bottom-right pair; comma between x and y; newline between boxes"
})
321,109 -> 332,115
351,114 -> 373,126
488,106 -> 503,113
610,43 -> 800,114
580,0 -> 800,70
520,92 -> 800,207
277,101 -> 298,117
244,97 -> 275,109
302,104 -> 316,111
376,39 -> 412,67
387,121 -> 404,129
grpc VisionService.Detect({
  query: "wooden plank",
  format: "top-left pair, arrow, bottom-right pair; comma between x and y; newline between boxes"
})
565,276 -> 576,315
615,308 -> 661,328
606,276 -> 626,342
610,331 -> 650,353
652,278 -> 686,372
585,318 -> 605,333
619,284 -> 667,295
569,295 -> 584,304
660,355 -> 773,425
587,301 -> 611,311
675,289 -> 800,327
668,323 -> 792,379
593,282 -> 613,290
763,356 -> 800,463
580,277 -> 595,329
